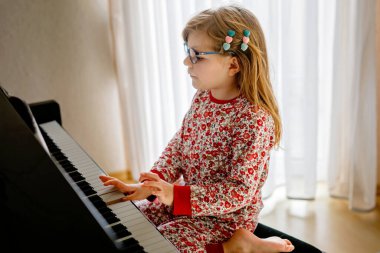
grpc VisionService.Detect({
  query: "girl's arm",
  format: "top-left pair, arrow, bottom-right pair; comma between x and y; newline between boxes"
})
149,91 -> 201,183
172,107 -> 275,216
149,124 -> 184,183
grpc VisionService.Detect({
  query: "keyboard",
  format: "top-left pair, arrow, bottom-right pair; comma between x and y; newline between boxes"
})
40,121 -> 179,253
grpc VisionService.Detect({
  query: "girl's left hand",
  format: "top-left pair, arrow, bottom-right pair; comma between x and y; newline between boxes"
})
139,172 -> 174,207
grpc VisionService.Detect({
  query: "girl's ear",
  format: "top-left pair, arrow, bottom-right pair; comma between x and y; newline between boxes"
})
228,56 -> 240,76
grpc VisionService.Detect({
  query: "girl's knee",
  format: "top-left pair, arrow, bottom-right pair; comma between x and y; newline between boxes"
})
136,200 -> 173,226
158,221 -> 209,252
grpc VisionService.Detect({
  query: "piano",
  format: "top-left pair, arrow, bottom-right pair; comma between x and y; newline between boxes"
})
0,87 -> 179,252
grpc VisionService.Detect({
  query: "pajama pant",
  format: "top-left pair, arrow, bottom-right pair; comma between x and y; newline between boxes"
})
136,200 -> 235,253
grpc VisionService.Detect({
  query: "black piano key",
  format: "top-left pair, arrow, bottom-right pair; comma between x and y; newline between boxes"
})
88,195 -> 107,209
61,164 -> 77,173
48,145 -> 60,153
59,160 -> 73,167
69,171 -> 82,178
53,153 -> 67,161
115,229 -> 131,238
81,187 -> 97,196
70,175 -> 85,183
111,223 -> 127,233
51,149 -> 63,155
44,137 -> 54,143
122,238 -> 144,251
97,206 -> 113,214
68,171 -> 85,182
123,245 -> 145,252
124,246 -> 145,253
45,141 -> 54,148
91,200 -> 106,209
87,197 -> 116,216
101,210 -> 115,219
48,147 -> 60,154
104,215 -> 120,224
62,163 -> 77,171
77,181 -> 90,188
88,195 -> 102,202
78,184 -> 92,191
50,148 -> 63,154
111,224 -> 132,238
98,209 -> 120,224
46,141 -> 55,147
123,237 -> 139,246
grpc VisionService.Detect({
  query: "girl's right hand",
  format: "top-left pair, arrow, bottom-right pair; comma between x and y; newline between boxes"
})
99,175 -> 152,201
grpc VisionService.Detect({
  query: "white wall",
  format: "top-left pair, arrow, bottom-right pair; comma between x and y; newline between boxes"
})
377,0 -> 380,188
0,0 -> 126,173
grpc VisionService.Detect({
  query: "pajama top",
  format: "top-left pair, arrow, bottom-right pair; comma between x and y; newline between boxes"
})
151,89 -> 275,231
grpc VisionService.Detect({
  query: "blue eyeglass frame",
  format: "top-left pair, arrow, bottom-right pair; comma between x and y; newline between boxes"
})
183,42 -> 221,64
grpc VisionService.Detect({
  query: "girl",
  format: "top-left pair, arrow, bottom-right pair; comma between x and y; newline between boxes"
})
101,5 -> 295,253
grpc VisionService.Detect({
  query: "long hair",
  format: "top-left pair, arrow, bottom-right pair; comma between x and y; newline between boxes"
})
182,5 -> 282,147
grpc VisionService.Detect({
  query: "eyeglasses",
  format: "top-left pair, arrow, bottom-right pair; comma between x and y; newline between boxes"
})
184,42 -> 220,64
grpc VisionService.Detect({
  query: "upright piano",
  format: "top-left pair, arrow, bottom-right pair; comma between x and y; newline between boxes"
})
0,87 -> 179,252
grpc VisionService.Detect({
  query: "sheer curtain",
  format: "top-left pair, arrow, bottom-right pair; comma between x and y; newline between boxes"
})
328,0 -> 377,211
109,0 -> 377,211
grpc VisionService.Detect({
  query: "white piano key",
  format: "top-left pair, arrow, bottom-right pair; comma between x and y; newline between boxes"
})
107,200 -> 130,210
99,191 -> 125,203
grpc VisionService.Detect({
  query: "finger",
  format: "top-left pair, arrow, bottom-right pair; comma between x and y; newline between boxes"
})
105,197 -> 125,205
151,189 -> 162,196
122,191 -> 136,201
139,174 -> 159,183
99,175 -> 114,182
122,191 -> 142,201
138,173 -> 149,182
102,179 -> 119,186
142,180 -> 162,191
122,196 -> 132,201
103,179 -> 129,192
146,186 -> 161,194
139,172 -> 160,182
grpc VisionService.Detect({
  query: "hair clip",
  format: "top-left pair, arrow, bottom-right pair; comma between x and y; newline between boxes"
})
241,29 -> 250,51
223,29 -> 235,51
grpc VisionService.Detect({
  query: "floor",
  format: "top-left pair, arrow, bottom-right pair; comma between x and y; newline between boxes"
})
110,172 -> 380,253
259,183 -> 380,253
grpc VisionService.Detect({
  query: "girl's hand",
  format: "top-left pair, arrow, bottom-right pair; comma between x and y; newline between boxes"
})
99,175 -> 152,201
139,172 -> 174,206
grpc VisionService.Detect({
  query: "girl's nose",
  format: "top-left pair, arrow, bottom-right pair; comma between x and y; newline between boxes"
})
183,56 -> 192,67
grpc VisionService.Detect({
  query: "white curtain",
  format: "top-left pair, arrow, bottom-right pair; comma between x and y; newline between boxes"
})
328,0 -> 377,211
109,0 -> 377,211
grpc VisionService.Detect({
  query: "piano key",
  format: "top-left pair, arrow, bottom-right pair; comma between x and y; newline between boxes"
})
121,238 -> 144,252
100,191 -> 125,204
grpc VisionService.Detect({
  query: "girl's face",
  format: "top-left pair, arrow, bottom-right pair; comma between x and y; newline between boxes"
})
184,31 -> 239,98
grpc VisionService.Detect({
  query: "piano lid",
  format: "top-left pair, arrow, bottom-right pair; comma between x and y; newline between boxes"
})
0,87 -> 119,252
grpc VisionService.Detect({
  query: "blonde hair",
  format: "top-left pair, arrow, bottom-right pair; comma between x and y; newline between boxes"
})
182,5 -> 282,147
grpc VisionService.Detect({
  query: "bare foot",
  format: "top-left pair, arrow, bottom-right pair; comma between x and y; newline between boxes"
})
223,229 -> 295,253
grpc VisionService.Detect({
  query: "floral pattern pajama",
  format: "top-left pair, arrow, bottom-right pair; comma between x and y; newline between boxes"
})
137,90 -> 275,252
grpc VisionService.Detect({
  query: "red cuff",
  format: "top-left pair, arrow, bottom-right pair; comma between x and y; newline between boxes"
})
205,243 -> 224,253
173,185 -> 192,216
151,169 -> 166,180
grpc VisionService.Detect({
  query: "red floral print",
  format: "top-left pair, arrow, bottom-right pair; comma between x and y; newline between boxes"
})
137,90 -> 275,252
